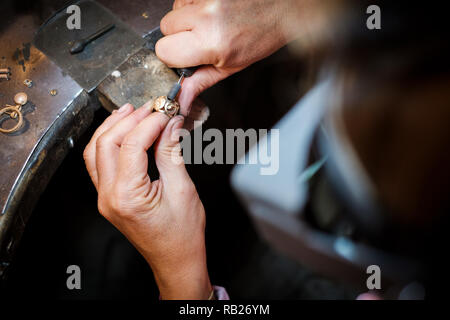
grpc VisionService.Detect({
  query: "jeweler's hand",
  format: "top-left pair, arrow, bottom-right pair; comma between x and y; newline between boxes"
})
156,0 -> 304,113
83,102 -> 212,299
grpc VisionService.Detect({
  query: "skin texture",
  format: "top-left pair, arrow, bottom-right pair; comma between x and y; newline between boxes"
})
86,0 -> 308,299
83,102 -> 212,299
156,0 -> 304,113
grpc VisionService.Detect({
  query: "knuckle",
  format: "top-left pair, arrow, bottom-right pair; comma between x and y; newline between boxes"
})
206,33 -> 229,67
96,133 -> 112,149
97,186 -> 138,221
121,136 -> 140,152
185,182 -> 197,195
111,198 -> 135,220
154,40 -> 164,59
160,14 -> 171,35
180,0 -> 195,7
109,197 -> 124,215
97,197 -> 110,217
83,144 -> 92,162
155,40 -> 171,66
214,48 -> 228,67
202,0 -> 219,17
176,179 -> 196,195
110,184 -> 135,217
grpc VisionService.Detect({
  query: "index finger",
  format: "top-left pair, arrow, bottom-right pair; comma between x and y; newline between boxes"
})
83,103 -> 134,189
156,31 -> 217,68
116,112 -> 171,185
161,4 -> 198,35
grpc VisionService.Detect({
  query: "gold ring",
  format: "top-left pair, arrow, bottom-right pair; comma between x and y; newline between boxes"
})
0,105 -> 24,133
152,96 -> 180,118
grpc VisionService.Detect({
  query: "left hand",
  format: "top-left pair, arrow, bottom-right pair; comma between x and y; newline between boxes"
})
83,102 -> 212,299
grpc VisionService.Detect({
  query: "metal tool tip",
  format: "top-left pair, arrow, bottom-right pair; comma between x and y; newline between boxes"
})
178,73 -> 185,84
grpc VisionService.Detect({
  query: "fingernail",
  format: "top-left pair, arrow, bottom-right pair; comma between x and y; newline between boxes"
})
171,116 -> 184,130
170,116 -> 187,139
117,104 -> 131,113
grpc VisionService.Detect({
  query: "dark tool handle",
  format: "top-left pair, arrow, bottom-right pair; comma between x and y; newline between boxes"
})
70,24 -> 116,54
149,27 -> 199,78
177,67 -> 197,77
167,83 -> 182,101
86,23 -> 115,43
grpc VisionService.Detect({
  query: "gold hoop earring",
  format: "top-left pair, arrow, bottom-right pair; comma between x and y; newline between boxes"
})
0,92 -> 27,134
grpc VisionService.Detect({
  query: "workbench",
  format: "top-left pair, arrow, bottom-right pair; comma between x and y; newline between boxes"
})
0,0 -> 175,280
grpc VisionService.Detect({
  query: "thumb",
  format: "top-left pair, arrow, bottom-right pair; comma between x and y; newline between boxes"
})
154,115 -> 191,185
178,65 -> 238,114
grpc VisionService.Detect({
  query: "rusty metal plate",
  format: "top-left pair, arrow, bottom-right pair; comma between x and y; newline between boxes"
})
98,48 -> 180,109
33,0 -> 145,92
97,48 -> 209,131
0,14 -> 83,215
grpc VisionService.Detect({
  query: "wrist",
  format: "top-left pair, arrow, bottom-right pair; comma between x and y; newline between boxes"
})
155,261 -> 212,300
147,241 -> 212,300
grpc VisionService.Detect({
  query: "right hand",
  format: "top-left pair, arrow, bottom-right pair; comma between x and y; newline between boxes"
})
156,0 -> 304,112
